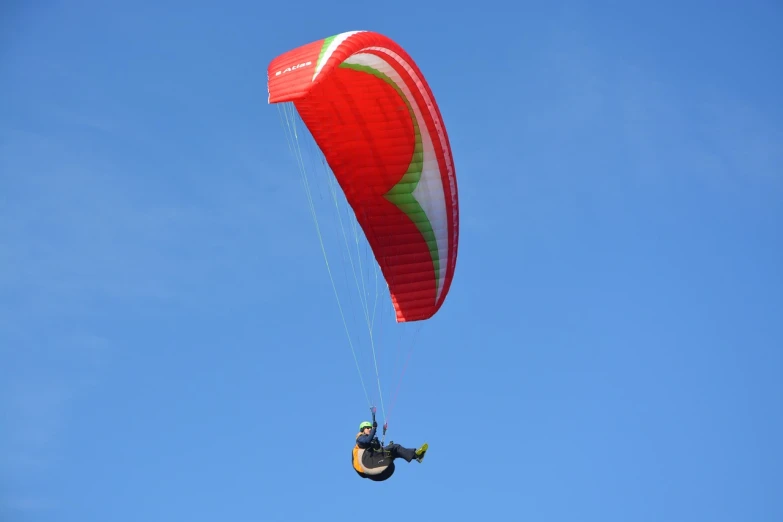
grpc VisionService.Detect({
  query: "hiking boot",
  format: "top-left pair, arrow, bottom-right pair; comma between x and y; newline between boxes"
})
415,443 -> 428,462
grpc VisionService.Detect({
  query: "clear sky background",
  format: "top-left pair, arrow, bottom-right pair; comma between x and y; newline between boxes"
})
2,1 -> 781,521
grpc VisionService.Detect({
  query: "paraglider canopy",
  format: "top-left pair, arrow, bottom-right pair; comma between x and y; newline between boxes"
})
267,30 -> 459,323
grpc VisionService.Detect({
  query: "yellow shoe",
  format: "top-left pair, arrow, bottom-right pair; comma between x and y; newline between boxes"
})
415,443 -> 428,462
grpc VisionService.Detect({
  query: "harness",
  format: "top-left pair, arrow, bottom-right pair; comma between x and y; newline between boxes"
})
352,406 -> 391,477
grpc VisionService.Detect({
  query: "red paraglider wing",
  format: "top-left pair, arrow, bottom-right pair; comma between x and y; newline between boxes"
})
268,31 -> 458,322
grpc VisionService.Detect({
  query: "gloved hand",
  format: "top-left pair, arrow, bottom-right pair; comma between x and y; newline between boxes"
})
373,421 -> 378,428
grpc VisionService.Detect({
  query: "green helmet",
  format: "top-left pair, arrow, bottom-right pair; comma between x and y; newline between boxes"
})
359,421 -> 372,430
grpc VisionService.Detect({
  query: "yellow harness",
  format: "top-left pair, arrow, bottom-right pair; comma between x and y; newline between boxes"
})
352,432 -> 389,476
352,433 -> 364,473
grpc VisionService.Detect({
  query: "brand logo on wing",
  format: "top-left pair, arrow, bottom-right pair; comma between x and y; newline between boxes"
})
275,61 -> 313,76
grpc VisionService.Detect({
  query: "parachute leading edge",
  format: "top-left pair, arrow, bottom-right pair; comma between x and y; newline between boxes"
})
268,30 -> 459,322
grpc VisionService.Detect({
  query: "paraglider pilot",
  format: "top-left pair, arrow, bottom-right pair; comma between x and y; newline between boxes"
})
352,407 -> 428,481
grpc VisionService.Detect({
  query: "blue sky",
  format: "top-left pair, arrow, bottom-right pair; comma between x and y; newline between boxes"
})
2,1 -> 782,521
